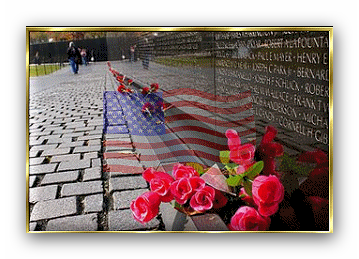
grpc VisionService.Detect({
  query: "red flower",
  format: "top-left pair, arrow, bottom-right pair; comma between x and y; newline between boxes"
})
225,129 -> 241,151
228,206 -> 270,231
252,175 -> 284,217
142,168 -> 174,202
189,176 -> 206,191
150,83 -> 159,92
117,84 -> 126,92
142,87 -> 150,95
130,191 -> 161,224
170,178 -> 194,205
141,102 -> 154,114
128,79 -> 133,84
239,187 -> 256,208
116,75 -> 124,83
170,177 -> 205,205
189,186 -> 215,212
298,150 -> 329,199
225,129 -> 255,168
230,144 -> 255,168
172,163 -> 199,179
256,126 -> 284,176
212,189 -> 228,209
107,61 -> 111,67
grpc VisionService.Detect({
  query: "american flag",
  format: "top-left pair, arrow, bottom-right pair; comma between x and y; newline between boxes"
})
103,88 -> 255,174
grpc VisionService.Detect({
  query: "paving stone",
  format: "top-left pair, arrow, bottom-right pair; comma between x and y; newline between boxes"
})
61,181 -> 102,197
106,158 -> 141,167
104,134 -> 131,140
89,129 -> 103,135
84,194 -> 103,213
73,145 -> 101,153
109,176 -> 147,192
29,157 -> 45,166
30,163 -> 58,175
41,171 -> 79,185
41,147 -> 71,157
29,138 -> 45,146
58,141 -> 85,148
29,222 -> 37,231
29,149 -> 39,158
29,185 -> 58,203
88,139 -> 101,146
83,167 -> 102,181
78,134 -> 102,141
109,165 -> 145,176
57,159 -> 90,171
159,203 -> 197,231
113,189 -> 147,210
74,126 -> 95,132
51,153 -> 81,162
61,132 -> 85,138
30,196 -> 77,221
46,214 -> 98,231
108,209 -> 159,231
91,158 -> 101,167
83,152 -> 99,160
104,145 -> 133,152
30,144 -> 58,151
29,176 -> 36,187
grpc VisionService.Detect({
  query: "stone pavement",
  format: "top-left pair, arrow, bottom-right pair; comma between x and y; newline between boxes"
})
28,61 -> 229,232
28,62 -> 162,231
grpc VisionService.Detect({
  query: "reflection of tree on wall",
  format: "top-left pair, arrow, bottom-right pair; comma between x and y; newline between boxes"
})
29,32 -> 106,44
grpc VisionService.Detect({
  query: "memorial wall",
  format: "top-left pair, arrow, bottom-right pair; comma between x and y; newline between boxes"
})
214,31 -> 330,154
127,30 -> 331,169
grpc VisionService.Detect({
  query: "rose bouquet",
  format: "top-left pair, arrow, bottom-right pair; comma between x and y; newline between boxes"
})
130,164 -> 228,224
107,64 -> 134,93
130,125 -> 329,231
219,125 -> 329,231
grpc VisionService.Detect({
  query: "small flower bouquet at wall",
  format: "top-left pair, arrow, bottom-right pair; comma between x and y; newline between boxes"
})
130,125 -> 330,231
219,126 -> 329,231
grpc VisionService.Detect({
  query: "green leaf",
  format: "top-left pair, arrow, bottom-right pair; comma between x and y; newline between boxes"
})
220,150 -> 231,164
280,172 -> 299,196
226,175 -> 242,187
279,153 -> 315,177
185,162 -> 204,175
225,163 -> 238,174
242,161 -> 264,180
243,180 -> 253,197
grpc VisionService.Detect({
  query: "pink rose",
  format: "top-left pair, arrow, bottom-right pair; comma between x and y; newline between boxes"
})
229,143 -> 255,167
239,187 -> 256,208
225,129 -> 241,151
229,206 -> 270,231
190,186 -> 215,212
170,178 -> 193,204
170,177 -> 205,205
252,175 -> 284,217
172,163 -> 199,179
143,168 -> 174,202
130,191 -> 161,224
256,126 -> 283,176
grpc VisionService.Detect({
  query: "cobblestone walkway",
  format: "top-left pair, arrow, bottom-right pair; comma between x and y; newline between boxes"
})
28,62 -> 164,231
28,61 -> 233,232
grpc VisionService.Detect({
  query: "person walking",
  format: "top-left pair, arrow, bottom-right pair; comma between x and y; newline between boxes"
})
67,42 -> 81,74
81,48 -> 88,66
130,45 -> 135,63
